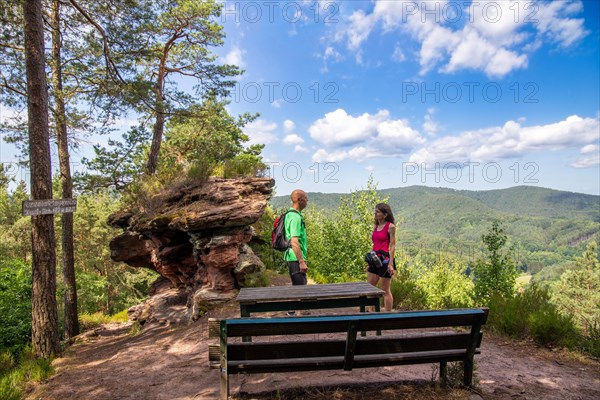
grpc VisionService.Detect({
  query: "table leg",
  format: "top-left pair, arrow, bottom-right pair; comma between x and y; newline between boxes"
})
360,305 -> 366,337
375,301 -> 382,336
240,305 -> 251,342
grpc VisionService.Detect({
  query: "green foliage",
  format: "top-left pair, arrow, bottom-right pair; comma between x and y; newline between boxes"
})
487,284 -> 580,349
159,97 -> 262,180
583,322 -> 600,358
237,271 -> 270,288
75,125 -> 150,193
0,259 -> 32,354
0,347 -> 54,400
306,177 -> 388,282
472,221 -> 518,304
249,206 -> 288,274
0,183 -> 30,261
551,241 -> 600,334
389,259 -> 427,310
528,309 -> 578,348
71,191 -> 159,315
222,146 -> 267,179
414,256 -> 474,309
79,310 -> 130,332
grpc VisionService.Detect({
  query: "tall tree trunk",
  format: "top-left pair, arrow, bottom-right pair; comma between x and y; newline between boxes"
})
51,0 -> 79,340
145,64 -> 166,175
24,0 -> 60,358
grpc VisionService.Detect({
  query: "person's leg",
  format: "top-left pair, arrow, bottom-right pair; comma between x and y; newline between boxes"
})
287,261 -> 307,285
286,261 -> 306,315
379,277 -> 393,311
366,272 -> 380,311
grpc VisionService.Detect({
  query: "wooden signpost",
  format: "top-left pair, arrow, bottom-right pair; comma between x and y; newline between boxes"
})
22,198 -> 77,216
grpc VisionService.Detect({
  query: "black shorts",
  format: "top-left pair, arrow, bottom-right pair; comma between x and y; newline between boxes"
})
287,261 -> 307,285
367,260 -> 395,279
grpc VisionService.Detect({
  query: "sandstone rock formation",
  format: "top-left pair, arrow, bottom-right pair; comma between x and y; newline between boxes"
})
108,177 -> 274,323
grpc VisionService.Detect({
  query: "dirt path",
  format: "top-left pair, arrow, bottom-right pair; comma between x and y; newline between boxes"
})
25,302 -> 599,400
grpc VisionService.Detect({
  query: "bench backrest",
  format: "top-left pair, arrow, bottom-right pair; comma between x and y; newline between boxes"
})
220,308 -> 488,337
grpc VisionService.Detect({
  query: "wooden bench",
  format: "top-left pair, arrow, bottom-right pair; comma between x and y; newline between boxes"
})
208,308 -> 489,400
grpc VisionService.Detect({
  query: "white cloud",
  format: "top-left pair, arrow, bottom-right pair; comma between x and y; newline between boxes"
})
331,0 -> 588,78
243,119 -> 278,145
580,144 -> 599,154
409,115 -> 600,165
294,145 -> 308,153
283,134 -> 305,145
324,46 -> 342,62
391,44 -> 406,62
375,120 -> 426,153
309,108 -> 390,146
346,9 -> 376,51
312,148 -> 352,163
423,108 -> 438,136
283,119 -> 296,133
441,27 -> 528,77
536,0 -> 589,47
571,144 -> 600,168
223,46 -> 246,68
309,108 -> 425,162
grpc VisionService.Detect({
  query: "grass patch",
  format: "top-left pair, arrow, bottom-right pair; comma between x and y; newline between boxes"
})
79,310 -> 131,332
0,347 -> 54,400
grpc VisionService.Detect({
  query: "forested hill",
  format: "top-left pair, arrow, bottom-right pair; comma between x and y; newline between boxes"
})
271,185 -> 600,280
273,185 -> 599,220
456,186 -> 600,220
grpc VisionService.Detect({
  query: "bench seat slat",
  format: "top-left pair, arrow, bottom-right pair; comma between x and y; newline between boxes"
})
227,349 -> 481,374
225,332 -> 482,361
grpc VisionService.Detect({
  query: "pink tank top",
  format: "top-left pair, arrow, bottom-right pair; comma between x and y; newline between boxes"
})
371,221 -> 390,253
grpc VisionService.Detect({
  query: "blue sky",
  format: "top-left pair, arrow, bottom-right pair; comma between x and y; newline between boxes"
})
217,0 -> 600,196
0,0 -> 598,197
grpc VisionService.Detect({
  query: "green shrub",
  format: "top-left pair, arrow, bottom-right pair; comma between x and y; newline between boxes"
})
487,284 -> 582,350
528,309 -> 579,348
390,264 -> 427,310
472,221 -> 517,304
307,176 -> 388,283
582,322 -> 600,358
0,259 -> 32,354
187,159 -> 214,182
487,294 -> 529,338
415,256 -> 474,309
0,351 -> 15,377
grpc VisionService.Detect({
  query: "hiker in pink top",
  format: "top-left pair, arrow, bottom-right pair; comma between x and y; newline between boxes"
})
367,203 -> 396,311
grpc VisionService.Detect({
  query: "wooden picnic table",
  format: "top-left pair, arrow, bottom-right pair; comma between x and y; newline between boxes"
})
236,282 -> 384,317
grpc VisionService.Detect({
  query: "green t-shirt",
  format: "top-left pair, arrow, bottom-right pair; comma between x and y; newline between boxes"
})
284,208 -> 307,262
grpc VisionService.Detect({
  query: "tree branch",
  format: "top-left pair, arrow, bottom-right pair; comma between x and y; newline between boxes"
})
67,0 -> 126,85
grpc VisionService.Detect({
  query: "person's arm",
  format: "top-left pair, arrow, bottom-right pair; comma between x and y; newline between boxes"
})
290,237 -> 307,272
388,223 -> 396,274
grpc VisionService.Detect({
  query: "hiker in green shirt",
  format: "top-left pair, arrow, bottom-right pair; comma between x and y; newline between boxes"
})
284,189 -> 308,285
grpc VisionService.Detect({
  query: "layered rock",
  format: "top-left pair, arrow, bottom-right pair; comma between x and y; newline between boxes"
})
108,177 -> 274,323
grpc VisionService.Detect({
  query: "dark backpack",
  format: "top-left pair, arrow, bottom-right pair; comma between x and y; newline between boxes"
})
271,210 -> 300,251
